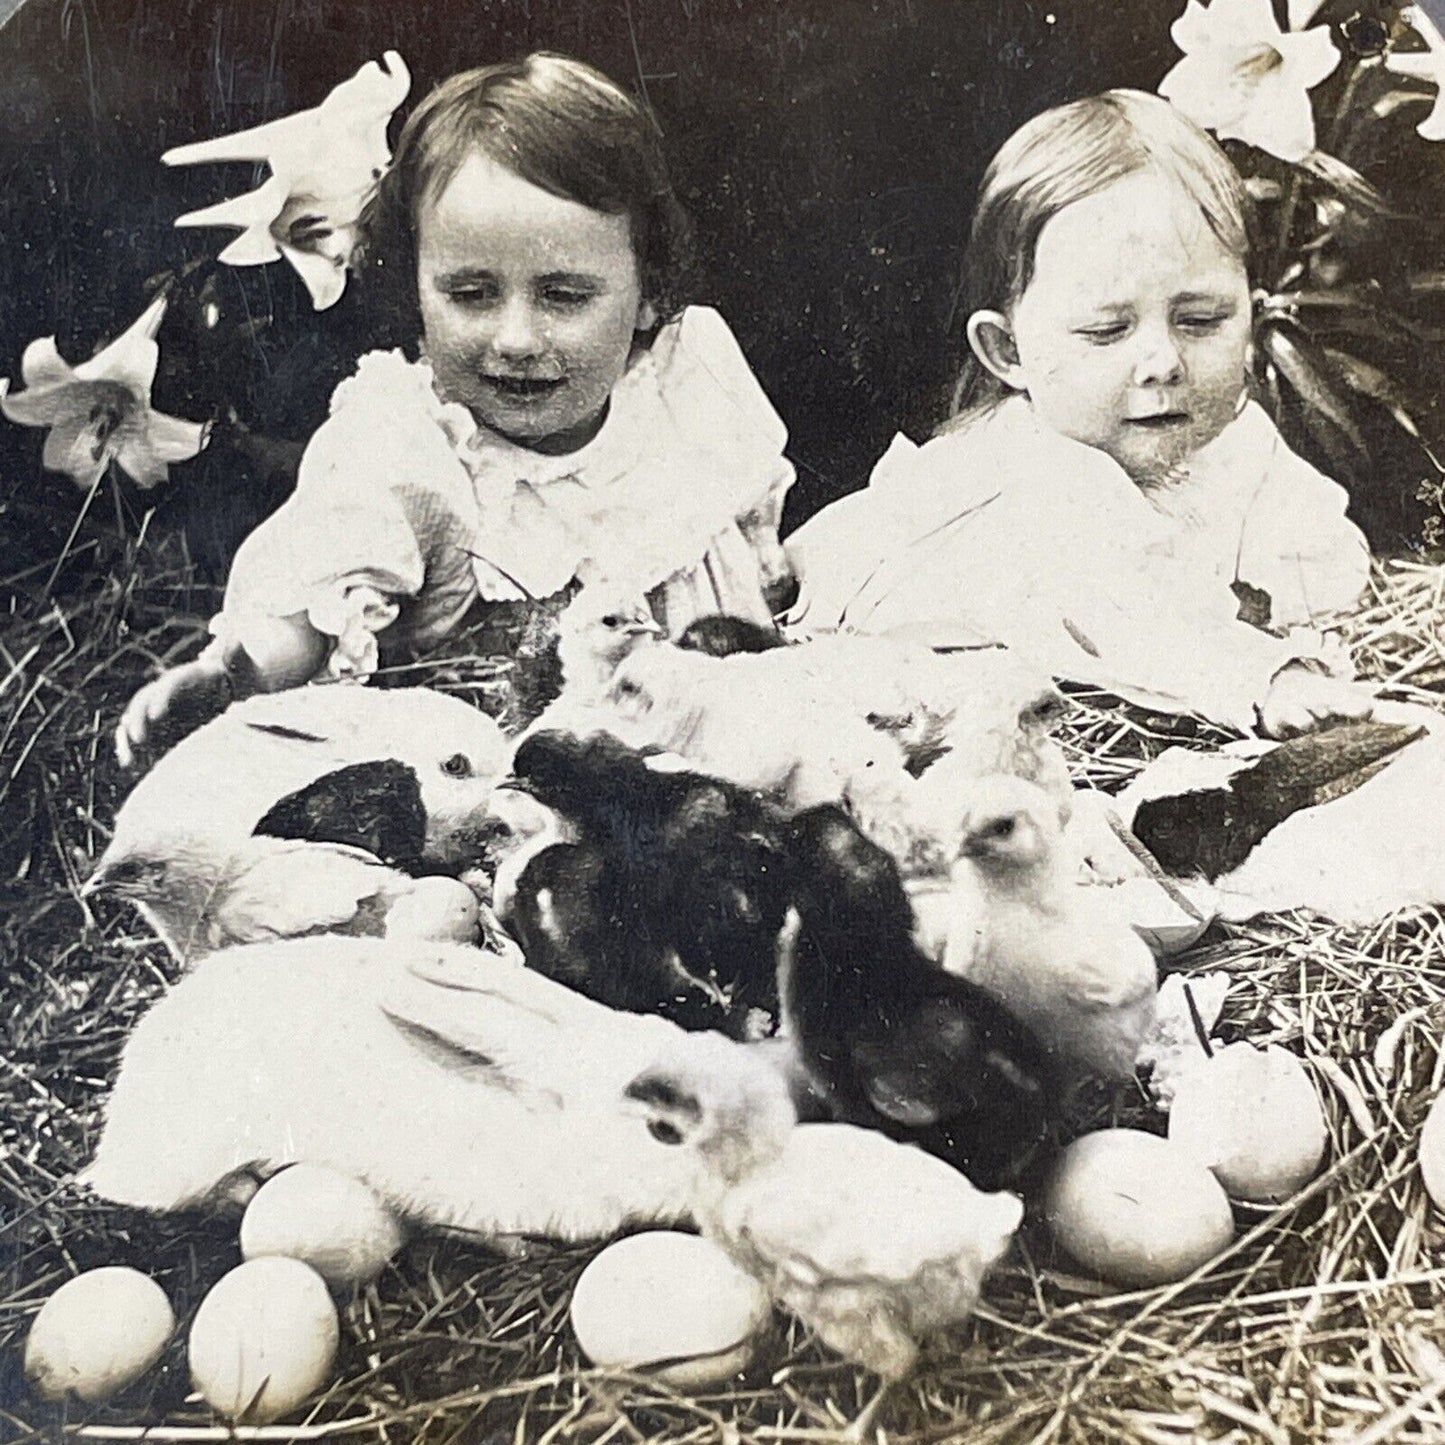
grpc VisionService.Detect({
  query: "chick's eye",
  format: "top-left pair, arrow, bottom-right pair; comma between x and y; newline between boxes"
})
600,613 -> 623,629
442,753 -> 472,779
647,1117 -> 684,1146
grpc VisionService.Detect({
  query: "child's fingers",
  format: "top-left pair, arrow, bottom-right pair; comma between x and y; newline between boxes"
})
114,677 -> 170,769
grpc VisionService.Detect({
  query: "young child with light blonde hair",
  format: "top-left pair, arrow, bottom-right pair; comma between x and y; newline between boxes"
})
789,89 -> 1372,737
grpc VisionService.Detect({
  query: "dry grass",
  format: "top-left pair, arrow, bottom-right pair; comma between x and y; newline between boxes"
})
3,531 -> 1445,1444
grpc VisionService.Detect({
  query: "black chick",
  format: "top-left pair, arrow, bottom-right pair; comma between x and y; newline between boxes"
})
675,614 -> 786,658
779,804 -> 1058,1192
506,730 -> 793,1037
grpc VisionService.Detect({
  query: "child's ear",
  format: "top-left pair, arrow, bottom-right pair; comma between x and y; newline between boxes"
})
966,310 -> 1026,391
635,298 -> 659,333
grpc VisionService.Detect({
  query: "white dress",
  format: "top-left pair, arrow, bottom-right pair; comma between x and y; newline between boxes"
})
786,396 -> 1369,732
212,306 -> 795,679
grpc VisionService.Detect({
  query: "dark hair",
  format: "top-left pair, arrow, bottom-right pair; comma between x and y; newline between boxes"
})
946,89 -> 1251,426
360,52 -> 692,343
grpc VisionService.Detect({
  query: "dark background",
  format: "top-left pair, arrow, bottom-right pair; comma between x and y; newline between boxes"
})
0,0 -> 1436,585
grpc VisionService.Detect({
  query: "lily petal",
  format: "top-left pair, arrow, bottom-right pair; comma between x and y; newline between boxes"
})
114,411 -> 210,490
164,51 -> 408,197
1158,0 -> 1339,162
19,337 -> 76,389
279,240 -> 351,310
1,377 -> 94,427
1287,0 -> 1327,26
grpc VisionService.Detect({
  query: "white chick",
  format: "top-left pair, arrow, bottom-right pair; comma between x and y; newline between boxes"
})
758,633 -> 1070,793
704,1123 -> 1021,1435
940,774 -> 1159,1085
555,583 -> 665,701
601,644 -> 922,857
84,835 -> 486,961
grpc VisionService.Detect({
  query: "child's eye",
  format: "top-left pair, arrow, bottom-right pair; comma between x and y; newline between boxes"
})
538,285 -> 596,310
445,284 -> 499,308
1177,311 -> 1231,334
1074,322 -> 1129,344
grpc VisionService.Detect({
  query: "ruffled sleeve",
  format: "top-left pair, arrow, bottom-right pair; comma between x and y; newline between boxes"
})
642,307 -> 796,584
214,351 -> 480,680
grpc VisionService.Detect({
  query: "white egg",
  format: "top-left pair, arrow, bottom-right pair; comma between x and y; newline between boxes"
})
1044,1129 -> 1235,1288
1419,1090 -> 1445,1212
25,1266 -> 174,1403
1168,1042 -> 1328,1203
240,1163 -> 405,1288
189,1257 -> 339,1424
570,1231 -> 771,1388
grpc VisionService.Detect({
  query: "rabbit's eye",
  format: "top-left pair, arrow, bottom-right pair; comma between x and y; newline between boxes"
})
647,1118 -> 685,1146
985,817 -> 1017,841
441,753 -> 473,779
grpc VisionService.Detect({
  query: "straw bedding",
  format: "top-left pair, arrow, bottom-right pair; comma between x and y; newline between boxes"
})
3,527 -> 1443,1444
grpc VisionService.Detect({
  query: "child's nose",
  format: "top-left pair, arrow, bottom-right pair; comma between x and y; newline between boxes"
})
487,296 -> 543,359
1132,327 -> 1184,387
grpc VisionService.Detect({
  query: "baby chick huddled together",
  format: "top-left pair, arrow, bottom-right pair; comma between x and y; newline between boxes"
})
481,584 -> 1167,1414
519,581 -> 1161,1119
85,582 -> 1166,1427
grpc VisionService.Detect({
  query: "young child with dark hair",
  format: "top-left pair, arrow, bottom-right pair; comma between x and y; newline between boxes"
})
119,53 -> 794,761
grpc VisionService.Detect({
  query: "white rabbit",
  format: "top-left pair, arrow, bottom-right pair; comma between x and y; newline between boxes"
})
99,684 -> 512,877
80,936 -> 797,1242
88,686 -> 527,962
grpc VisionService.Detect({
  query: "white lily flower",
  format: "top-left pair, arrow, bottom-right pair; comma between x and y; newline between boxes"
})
1,294 -> 209,492
1159,0 -> 1341,162
1385,6 -> 1445,140
175,174 -> 361,310
164,52 -> 409,309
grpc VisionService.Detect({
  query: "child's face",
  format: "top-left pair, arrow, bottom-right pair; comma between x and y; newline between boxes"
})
417,153 -> 651,449
974,170 -> 1252,481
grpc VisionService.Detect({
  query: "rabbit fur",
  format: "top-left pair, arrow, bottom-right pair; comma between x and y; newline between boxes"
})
80,936 -> 798,1242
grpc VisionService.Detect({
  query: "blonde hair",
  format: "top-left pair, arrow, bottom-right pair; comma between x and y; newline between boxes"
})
949,89 -> 1251,423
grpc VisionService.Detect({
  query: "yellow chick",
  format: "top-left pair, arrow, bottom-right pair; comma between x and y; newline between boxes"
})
940,775 -> 1159,1085
704,1122 -> 1021,1435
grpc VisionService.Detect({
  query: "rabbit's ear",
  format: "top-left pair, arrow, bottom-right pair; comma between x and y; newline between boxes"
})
254,760 -> 427,872
379,1005 -> 515,1082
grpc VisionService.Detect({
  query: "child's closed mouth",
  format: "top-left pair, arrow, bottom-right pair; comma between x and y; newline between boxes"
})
1124,411 -> 1190,429
483,374 -> 566,398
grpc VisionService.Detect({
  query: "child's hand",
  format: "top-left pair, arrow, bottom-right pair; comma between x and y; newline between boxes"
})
1256,663 -> 1374,740
115,655 -> 233,770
